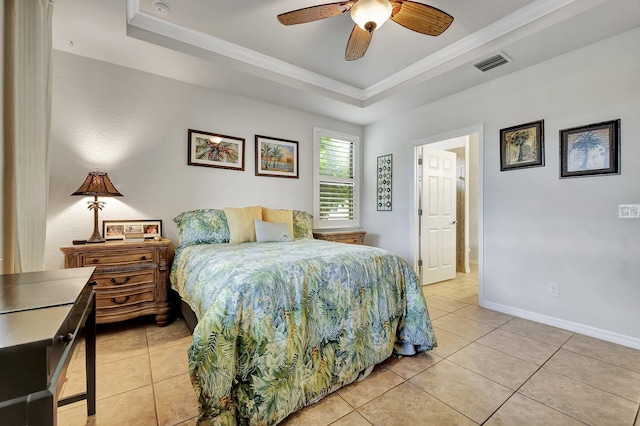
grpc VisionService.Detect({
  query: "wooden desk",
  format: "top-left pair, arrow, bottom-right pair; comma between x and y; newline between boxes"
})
0,267 -> 96,425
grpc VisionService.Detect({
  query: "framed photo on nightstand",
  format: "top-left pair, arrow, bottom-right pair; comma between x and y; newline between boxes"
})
103,220 -> 162,240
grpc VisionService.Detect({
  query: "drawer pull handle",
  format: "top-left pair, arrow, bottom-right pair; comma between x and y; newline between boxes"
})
92,259 -> 99,264
58,333 -> 74,343
141,256 -> 147,260
110,296 -> 130,305
89,281 -> 98,286
110,277 -> 130,286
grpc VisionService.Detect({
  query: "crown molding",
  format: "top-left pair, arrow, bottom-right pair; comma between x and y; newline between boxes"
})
127,0 -> 365,101
364,0 -> 576,98
127,0 -> 575,103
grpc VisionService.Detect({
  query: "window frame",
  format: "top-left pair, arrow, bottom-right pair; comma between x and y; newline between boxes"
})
312,127 -> 361,230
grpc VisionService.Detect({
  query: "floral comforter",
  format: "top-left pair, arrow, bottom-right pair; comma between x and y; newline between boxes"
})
170,239 -> 436,425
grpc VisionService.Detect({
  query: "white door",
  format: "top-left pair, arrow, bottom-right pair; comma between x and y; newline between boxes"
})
421,147 -> 457,285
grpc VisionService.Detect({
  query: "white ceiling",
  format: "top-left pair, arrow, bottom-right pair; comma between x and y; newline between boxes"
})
52,0 -> 640,125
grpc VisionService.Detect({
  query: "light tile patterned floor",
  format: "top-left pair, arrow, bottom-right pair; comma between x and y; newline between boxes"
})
59,267 -> 640,425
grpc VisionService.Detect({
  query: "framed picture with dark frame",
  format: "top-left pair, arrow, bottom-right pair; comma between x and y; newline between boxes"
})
103,220 -> 162,240
188,129 -> 245,171
255,135 -> 299,179
500,120 -> 545,171
560,119 -> 620,178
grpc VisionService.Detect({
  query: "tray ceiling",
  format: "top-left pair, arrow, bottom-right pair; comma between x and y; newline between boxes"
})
52,0 -> 640,124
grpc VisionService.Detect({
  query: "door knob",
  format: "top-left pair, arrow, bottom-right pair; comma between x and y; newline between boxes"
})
450,221 -> 457,225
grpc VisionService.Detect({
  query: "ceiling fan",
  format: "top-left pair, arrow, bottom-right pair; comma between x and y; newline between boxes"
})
277,0 -> 453,61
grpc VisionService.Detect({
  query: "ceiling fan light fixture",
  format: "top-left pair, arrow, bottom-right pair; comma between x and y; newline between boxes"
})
351,0 -> 392,32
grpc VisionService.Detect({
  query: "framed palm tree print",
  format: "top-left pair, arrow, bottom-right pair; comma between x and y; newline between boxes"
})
500,120 -> 545,171
188,129 -> 245,171
560,119 -> 620,178
255,135 -> 299,179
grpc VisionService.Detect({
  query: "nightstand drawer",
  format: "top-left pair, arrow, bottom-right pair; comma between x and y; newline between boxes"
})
80,249 -> 156,268
331,235 -> 362,244
92,270 -> 156,289
95,286 -> 156,310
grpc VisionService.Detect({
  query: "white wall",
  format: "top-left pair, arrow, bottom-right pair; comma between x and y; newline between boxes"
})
45,51 -> 362,269
363,28 -> 640,346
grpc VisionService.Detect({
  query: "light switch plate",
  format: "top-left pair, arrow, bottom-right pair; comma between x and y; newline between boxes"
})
618,204 -> 640,219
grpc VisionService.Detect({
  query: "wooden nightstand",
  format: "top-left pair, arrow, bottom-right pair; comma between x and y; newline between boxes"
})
312,230 -> 366,245
60,238 -> 171,326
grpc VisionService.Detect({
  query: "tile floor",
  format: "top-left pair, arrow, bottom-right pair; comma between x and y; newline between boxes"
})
58,268 -> 640,425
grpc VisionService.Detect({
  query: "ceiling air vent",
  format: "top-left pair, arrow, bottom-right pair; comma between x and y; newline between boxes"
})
152,1 -> 171,16
473,52 -> 511,72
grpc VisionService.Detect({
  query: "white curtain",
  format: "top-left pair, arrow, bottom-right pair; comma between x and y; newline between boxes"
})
2,0 -> 54,273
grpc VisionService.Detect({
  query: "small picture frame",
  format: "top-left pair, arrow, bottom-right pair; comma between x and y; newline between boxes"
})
255,135 -> 299,179
560,119 -> 620,178
500,120 -> 545,171
188,129 -> 245,171
103,220 -> 162,240
377,154 -> 392,211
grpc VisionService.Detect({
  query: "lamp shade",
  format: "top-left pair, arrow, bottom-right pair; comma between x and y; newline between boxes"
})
350,0 -> 392,31
71,171 -> 123,197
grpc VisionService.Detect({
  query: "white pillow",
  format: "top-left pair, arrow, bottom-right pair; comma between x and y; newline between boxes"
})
255,219 -> 292,243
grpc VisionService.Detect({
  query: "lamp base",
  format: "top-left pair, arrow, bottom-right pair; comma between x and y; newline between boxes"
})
87,226 -> 105,244
87,195 -> 106,243
86,237 -> 106,244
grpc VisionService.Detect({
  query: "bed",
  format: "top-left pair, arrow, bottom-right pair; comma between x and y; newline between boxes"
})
170,207 -> 437,425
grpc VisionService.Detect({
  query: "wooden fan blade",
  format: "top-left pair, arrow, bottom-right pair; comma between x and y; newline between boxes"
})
278,2 -> 354,26
345,24 -> 373,61
391,1 -> 453,36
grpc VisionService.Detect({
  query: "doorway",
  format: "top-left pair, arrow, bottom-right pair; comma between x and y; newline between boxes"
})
419,146 -> 458,284
413,125 -> 482,289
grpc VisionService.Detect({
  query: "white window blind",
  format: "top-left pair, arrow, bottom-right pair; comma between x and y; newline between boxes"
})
313,128 -> 360,229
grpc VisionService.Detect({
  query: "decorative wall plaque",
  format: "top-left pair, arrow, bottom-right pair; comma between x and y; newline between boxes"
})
377,154 -> 392,211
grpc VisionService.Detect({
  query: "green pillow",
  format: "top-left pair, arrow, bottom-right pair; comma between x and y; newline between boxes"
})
292,210 -> 313,239
174,209 -> 230,246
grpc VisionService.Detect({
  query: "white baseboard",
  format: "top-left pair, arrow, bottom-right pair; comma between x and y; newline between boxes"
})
479,299 -> 640,350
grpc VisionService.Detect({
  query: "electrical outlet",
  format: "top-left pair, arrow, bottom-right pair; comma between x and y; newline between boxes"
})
548,282 -> 559,297
619,204 -> 640,219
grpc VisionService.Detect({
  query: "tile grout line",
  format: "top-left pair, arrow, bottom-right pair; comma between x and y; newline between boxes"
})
493,318 -> 573,348
353,374 -> 480,426
144,326 -> 161,426
439,319 -> 516,425
488,332 -> 638,425
478,339 -> 579,424
410,305 -> 505,425
424,273 -> 527,424
428,300 -> 592,425
559,344 -> 640,376
541,348 -> 640,406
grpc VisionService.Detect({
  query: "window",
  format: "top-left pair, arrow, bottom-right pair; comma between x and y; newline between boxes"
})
313,128 -> 360,229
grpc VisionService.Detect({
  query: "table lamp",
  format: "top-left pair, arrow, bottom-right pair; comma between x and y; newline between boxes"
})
71,171 -> 123,243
